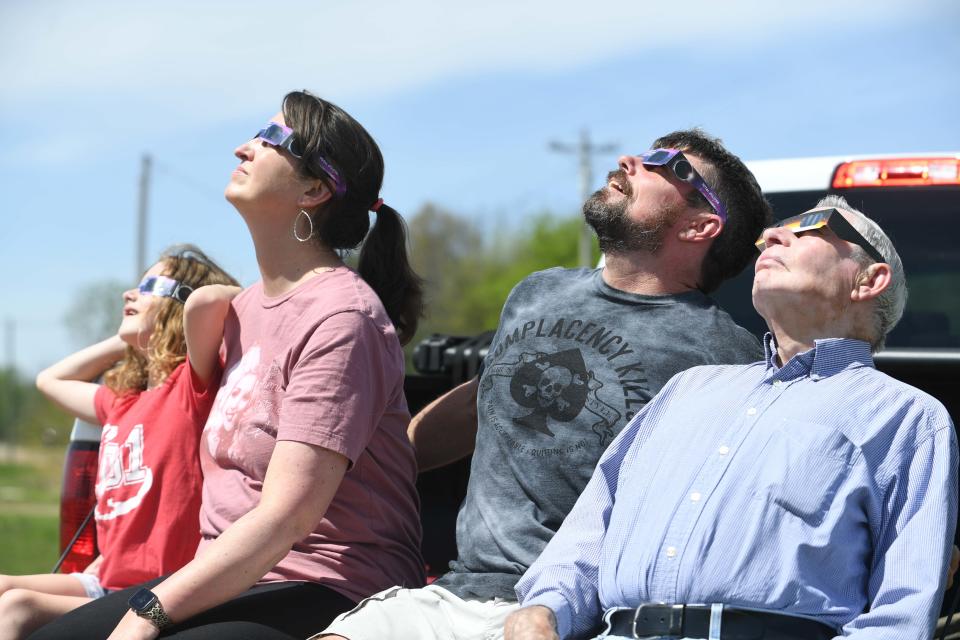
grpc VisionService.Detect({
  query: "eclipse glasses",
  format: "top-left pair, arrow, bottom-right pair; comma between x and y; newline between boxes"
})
253,122 -> 346,198
138,275 -> 193,304
640,148 -> 728,222
755,207 -> 885,263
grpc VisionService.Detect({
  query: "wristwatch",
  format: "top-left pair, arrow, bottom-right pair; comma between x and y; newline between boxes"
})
128,587 -> 172,630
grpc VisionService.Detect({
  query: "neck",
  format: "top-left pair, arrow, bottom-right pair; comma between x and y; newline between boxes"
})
601,249 -> 701,295
243,213 -> 343,297
761,301 -> 861,366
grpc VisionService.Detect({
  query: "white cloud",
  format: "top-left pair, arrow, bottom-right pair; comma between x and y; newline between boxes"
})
1,0 -> 928,113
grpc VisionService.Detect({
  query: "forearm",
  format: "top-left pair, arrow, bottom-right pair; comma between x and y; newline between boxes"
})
117,441 -> 347,635
36,335 -> 127,421
36,335 -> 127,389
107,505 -> 302,640
408,377 -> 479,471
150,503 -> 301,622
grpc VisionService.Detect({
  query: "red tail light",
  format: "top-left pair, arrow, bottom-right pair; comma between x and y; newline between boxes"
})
58,442 -> 99,573
832,157 -> 960,188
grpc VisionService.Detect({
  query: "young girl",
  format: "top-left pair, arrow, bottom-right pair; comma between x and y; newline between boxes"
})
0,245 -> 238,640
30,90 -> 426,640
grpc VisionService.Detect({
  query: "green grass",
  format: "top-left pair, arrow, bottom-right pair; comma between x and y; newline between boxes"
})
0,448 -> 65,574
0,513 -> 59,573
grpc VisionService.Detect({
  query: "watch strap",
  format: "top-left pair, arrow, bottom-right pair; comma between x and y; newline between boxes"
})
129,588 -> 172,630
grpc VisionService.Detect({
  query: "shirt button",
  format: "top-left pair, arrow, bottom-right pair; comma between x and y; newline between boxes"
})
746,407 -> 757,416
773,380 -> 783,388
665,546 -> 677,558
718,445 -> 730,455
690,491 -> 702,502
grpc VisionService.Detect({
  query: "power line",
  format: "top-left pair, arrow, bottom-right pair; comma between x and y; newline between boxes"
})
549,129 -> 618,267
153,160 -> 226,205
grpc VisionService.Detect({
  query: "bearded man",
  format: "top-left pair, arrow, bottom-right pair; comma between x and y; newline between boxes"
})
315,129 -> 773,640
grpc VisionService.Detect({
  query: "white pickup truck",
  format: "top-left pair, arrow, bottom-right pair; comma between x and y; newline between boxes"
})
55,151 -> 960,621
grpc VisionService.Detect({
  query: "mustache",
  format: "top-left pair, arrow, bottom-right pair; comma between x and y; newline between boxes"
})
606,169 -> 631,197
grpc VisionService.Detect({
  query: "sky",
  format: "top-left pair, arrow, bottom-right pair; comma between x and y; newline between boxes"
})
1,0 -> 958,375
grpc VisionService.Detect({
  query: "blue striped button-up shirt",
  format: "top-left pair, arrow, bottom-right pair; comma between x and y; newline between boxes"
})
517,336 -> 957,639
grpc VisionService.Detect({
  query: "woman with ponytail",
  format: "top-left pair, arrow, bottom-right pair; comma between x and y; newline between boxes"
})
31,91 -> 425,640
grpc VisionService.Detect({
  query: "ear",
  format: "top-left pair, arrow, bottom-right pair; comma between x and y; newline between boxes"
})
678,212 -> 723,243
851,262 -> 892,302
297,180 -> 333,209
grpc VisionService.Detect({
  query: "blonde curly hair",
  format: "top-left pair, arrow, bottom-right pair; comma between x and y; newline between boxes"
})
104,245 -> 239,395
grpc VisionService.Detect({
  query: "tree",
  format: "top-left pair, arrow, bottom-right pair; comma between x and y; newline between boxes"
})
0,367 -> 72,446
62,280 -> 127,348
405,204 -> 600,356
407,203 -> 486,337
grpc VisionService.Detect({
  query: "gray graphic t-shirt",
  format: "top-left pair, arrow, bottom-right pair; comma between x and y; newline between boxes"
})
433,267 -> 762,600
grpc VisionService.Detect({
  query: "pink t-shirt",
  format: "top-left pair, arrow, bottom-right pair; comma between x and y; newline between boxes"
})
197,267 -> 424,602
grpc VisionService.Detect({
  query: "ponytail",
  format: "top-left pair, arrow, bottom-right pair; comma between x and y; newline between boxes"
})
358,204 -> 423,345
281,90 -> 424,343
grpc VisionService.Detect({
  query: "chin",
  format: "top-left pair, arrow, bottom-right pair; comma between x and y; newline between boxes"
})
117,320 -> 145,348
116,327 -> 136,345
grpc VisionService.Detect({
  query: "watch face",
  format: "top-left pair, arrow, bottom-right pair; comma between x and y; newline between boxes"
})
128,588 -> 158,612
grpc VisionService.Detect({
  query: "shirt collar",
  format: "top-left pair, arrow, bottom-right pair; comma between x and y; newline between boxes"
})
763,333 -> 875,382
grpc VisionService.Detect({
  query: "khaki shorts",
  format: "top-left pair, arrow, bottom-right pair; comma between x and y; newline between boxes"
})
311,584 -> 518,640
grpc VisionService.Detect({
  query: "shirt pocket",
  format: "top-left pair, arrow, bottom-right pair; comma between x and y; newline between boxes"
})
750,419 -> 859,526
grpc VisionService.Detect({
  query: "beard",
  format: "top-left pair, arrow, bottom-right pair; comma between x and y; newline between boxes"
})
583,170 -> 681,254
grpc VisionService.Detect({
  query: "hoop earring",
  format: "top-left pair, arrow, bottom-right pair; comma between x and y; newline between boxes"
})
294,209 -> 314,242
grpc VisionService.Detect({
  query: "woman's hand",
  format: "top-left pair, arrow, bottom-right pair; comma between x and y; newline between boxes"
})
106,611 -> 160,640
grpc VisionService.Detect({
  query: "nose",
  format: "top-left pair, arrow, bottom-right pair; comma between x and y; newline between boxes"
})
760,225 -> 792,250
235,140 -> 254,161
618,155 -> 639,175
123,287 -> 138,302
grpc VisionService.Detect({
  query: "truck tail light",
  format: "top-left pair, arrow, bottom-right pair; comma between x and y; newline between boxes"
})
58,441 -> 99,573
832,157 -> 960,188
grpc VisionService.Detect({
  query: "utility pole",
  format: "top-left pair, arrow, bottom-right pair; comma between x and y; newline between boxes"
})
4,317 -> 13,372
2,318 -> 16,460
549,129 -> 618,267
136,154 -> 152,279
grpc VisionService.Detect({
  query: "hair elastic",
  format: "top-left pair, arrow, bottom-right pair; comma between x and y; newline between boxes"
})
370,198 -> 384,213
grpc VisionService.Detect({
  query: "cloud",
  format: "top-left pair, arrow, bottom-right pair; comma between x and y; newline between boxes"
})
1,0 -> 928,113
0,0 -> 950,172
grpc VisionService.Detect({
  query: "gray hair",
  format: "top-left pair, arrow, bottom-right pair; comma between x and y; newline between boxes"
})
815,194 -> 907,351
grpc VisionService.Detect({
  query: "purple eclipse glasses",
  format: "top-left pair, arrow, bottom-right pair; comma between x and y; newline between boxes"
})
640,148 -> 727,222
138,275 -> 192,303
253,122 -> 346,198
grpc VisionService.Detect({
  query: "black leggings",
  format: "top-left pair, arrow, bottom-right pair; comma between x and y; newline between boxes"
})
28,577 -> 355,639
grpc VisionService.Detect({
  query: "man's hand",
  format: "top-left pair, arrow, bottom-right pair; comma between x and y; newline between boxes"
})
947,545 -> 960,590
504,605 -> 560,640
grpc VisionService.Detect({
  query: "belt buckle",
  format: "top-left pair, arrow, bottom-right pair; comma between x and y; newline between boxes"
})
632,603 -> 684,638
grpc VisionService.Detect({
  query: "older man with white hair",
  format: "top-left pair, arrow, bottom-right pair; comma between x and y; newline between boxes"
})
506,195 -> 958,640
